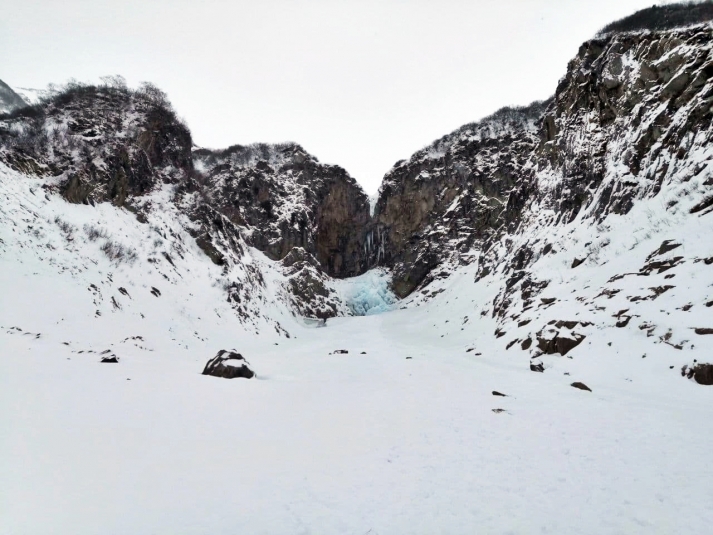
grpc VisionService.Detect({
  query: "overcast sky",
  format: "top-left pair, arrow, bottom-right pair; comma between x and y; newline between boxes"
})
1,0 -> 680,193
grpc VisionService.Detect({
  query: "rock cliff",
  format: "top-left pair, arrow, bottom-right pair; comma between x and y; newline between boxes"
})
193,143 -> 370,278
369,100 -> 549,297
371,21 -> 713,302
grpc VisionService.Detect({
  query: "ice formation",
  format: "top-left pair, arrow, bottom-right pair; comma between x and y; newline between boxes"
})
336,268 -> 397,316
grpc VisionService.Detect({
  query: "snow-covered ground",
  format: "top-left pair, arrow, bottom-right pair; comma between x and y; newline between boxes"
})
2,161 -> 713,534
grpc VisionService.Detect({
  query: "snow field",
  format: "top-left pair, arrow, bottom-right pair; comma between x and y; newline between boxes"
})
2,305 -> 712,534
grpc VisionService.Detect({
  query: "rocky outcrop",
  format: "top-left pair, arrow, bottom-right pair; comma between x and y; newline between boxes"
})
536,326 -> 586,356
0,83 -> 193,207
371,23 -> 713,301
474,23 -> 713,329
193,143 -> 370,278
280,247 -> 346,319
370,101 -> 549,297
524,25 -> 713,223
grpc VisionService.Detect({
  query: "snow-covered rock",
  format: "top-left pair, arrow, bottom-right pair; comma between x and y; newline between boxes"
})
202,350 -> 255,379
193,142 -> 371,278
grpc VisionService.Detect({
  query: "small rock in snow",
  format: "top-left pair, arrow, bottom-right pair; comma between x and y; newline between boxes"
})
530,362 -> 544,373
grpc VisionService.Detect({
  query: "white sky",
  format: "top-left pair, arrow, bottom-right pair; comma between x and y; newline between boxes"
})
1,0 -> 679,193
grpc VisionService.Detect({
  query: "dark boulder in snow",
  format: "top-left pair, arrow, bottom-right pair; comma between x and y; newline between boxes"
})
202,350 -> 255,379
571,382 -> 592,392
616,315 -> 632,328
100,356 -> 119,363
571,257 -> 586,268
537,326 -> 586,356
682,363 -> 713,385
530,362 -> 544,373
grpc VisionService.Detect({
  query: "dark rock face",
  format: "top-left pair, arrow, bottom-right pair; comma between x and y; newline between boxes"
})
524,26 -> 713,225
369,101 -> 550,297
202,350 -> 255,379
193,143 -> 371,278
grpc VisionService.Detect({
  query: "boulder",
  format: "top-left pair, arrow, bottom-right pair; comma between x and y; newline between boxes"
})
683,363 -> 713,385
571,382 -> 592,392
202,350 -> 255,379
616,315 -> 632,328
530,362 -> 545,373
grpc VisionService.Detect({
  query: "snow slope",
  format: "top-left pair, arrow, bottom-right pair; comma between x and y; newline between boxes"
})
2,157 -> 713,534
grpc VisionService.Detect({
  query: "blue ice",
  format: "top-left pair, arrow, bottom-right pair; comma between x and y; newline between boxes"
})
343,269 -> 397,316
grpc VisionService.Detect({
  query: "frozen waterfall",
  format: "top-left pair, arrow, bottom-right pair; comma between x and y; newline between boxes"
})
335,268 -> 397,316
